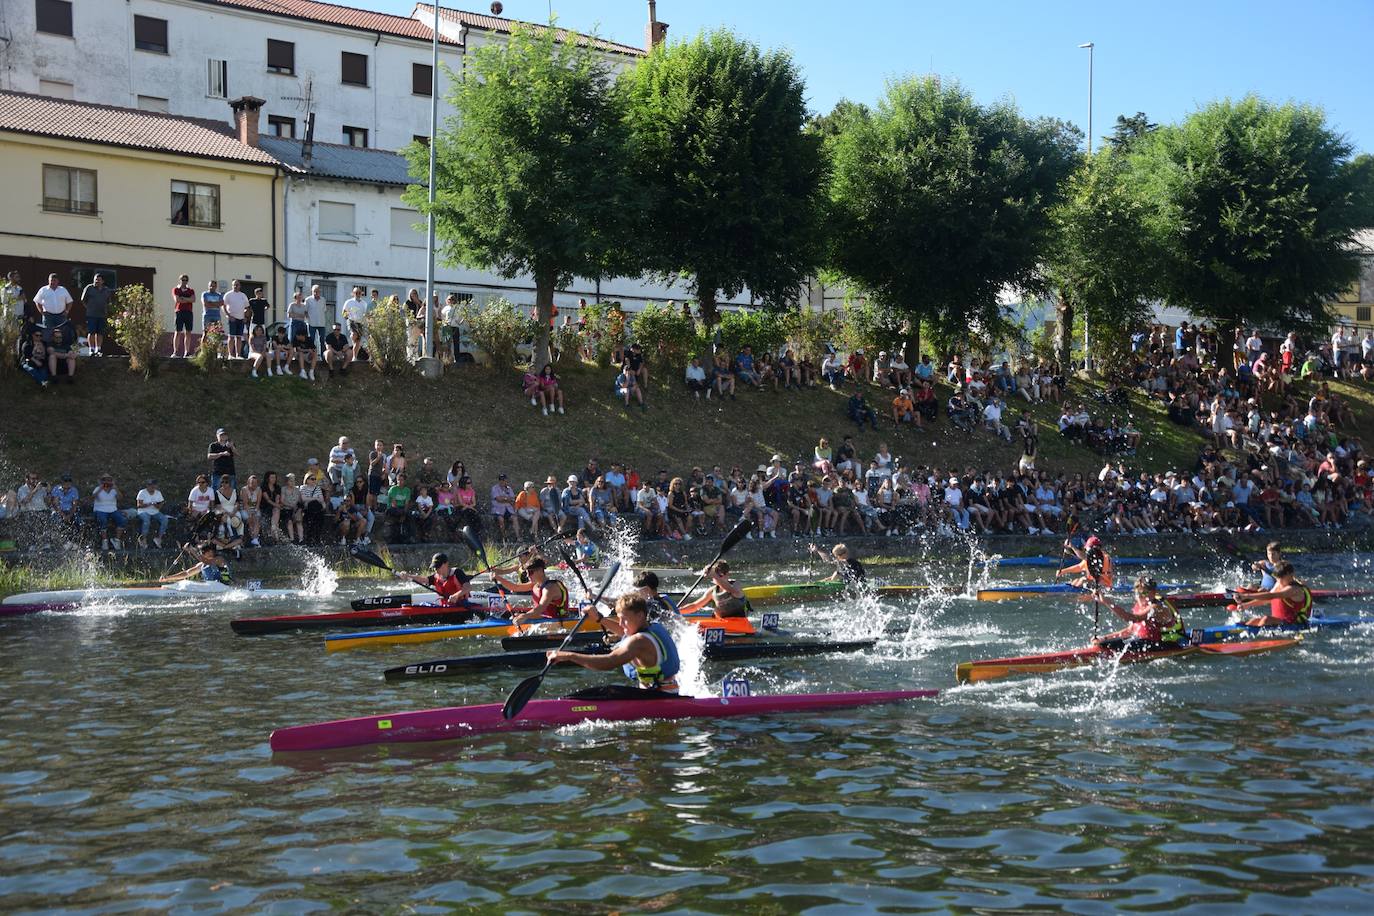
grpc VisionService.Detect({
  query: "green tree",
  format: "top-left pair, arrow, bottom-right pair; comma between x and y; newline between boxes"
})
1107,111 -> 1157,150
404,23 -> 638,368
620,29 -> 826,326
826,76 -> 1080,362
1045,148 -> 1163,370
1134,96 -> 1374,350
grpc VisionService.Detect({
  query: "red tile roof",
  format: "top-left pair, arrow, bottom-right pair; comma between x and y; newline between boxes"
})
0,92 -> 282,167
416,3 -> 644,56
198,0 -> 458,45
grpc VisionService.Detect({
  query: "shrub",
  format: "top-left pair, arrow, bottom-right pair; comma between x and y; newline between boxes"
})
837,299 -> 904,355
110,284 -> 162,377
630,302 -> 698,370
460,296 -> 534,371
0,292 -> 21,379
779,307 -> 841,362
367,296 -> 412,374
190,322 -> 225,373
716,309 -> 787,357
581,301 -> 626,368
551,322 -> 584,368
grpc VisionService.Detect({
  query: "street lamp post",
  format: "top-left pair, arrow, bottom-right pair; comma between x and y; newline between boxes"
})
1078,41 -> 1094,372
424,5 -> 441,360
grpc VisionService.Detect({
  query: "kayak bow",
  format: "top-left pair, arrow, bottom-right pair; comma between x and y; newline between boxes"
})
955,637 -> 1297,683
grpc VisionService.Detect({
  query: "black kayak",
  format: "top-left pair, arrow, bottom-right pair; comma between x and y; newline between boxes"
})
383,638 -> 878,681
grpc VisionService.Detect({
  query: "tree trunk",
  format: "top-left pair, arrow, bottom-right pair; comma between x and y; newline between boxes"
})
697,289 -> 719,329
1054,294 -> 1073,370
902,323 -> 920,368
533,273 -> 555,370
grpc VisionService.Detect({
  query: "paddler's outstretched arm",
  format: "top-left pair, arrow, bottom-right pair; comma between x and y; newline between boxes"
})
677,593 -> 714,616
548,635 -> 649,671
1083,591 -> 1135,623
493,575 -> 535,594
1233,585 -> 1297,609
159,562 -> 203,583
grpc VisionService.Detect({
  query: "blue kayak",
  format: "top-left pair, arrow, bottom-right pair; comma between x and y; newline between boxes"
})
993,557 -> 1170,569
1189,615 -> 1374,643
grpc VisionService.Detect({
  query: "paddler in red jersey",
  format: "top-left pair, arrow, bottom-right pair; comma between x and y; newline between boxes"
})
397,552 -> 472,606
1231,562 -> 1312,627
1057,535 -> 1114,590
495,557 -> 572,625
1088,575 -> 1186,649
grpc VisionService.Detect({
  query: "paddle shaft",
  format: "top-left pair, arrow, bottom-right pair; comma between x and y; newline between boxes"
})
678,517 -> 753,609
350,545 -> 440,597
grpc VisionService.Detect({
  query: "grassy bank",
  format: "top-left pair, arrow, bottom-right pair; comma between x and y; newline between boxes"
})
2,357 -> 1371,494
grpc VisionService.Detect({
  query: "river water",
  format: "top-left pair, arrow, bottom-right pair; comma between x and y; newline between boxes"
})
2,551 -> 1373,913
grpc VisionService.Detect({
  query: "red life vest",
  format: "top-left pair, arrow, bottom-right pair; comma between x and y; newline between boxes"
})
1270,584 -> 1312,625
532,579 -> 571,618
427,571 -> 467,603
1128,597 -> 1184,642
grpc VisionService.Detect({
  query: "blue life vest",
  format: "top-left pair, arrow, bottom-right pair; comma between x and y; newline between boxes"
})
621,621 -> 680,691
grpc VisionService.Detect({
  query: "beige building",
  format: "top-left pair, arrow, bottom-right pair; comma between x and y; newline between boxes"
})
1329,229 -> 1374,331
0,91 -> 283,329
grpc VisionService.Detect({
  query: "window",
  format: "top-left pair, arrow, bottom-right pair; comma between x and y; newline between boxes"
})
412,62 -> 432,96
42,164 -> 97,215
1337,281 -> 1361,304
1358,306 -> 1372,323
341,51 -> 368,87
170,180 -> 221,228
133,15 -> 167,53
37,79 -> 73,99
413,134 -> 429,146
137,95 -> 169,113
342,125 -> 368,147
207,59 -> 228,98
390,208 -> 424,248
268,115 -> 296,138
318,201 -> 356,239
36,0 -> 72,37
267,38 -> 295,74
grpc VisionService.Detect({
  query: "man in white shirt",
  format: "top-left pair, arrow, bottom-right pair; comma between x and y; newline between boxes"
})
222,279 -> 250,359
1244,329 -> 1264,365
340,286 -> 370,350
135,478 -> 170,548
33,273 -> 73,329
187,475 -> 214,521
304,284 -> 328,351
16,472 -> 48,513
943,477 -> 969,530
328,436 -> 355,474
983,397 -> 1011,441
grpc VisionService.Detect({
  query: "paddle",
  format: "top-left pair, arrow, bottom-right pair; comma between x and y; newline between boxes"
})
501,556 -> 621,721
462,525 -> 523,620
158,511 -> 218,581
347,544 -> 441,608
677,516 -> 754,609
1053,521 -> 1079,581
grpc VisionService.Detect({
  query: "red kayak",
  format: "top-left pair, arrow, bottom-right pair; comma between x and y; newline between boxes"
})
956,637 -> 1297,684
231,599 -> 529,636
270,688 -> 939,752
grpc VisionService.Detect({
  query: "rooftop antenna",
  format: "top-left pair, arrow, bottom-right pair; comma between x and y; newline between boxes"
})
301,111 -> 316,168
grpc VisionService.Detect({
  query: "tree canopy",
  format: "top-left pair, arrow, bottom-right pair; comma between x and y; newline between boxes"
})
826,76 -> 1081,349
619,29 -> 826,324
403,23 -> 638,366
1132,95 -> 1374,338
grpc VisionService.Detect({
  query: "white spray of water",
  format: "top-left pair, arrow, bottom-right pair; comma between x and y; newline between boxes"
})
299,551 -> 339,597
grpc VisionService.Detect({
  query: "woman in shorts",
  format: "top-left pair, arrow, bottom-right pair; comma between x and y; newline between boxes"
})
240,474 -> 263,547
281,473 -> 304,544
538,364 -> 565,415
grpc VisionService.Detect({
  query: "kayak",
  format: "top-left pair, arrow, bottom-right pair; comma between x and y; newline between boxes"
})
1172,588 -> 1374,609
0,601 -> 82,618
269,688 -> 939,752
383,638 -> 879,679
1189,615 -> 1374,642
993,556 -> 1169,568
501,615 -> 763,651
955,637 -> 1297,684
1,580 -> 315,605
975,582 -> 1197,602
664,581 -> 945,606
323,612 -> 756,653
231,594 -> 526,636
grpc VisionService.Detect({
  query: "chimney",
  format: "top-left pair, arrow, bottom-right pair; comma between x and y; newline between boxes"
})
645,0 -> 668,52
229,96 -> 266,147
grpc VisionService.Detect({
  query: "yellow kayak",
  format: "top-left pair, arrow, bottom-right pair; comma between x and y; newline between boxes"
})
324,616 -> 597,653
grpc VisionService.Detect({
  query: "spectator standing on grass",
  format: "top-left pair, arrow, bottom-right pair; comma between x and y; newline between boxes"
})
208,428 -> 238,492
286,289 -> 309,343
222,280 -> 249,359
304,285 -> 328,352
341,286 -> 370,351
91,474 -> 127,550
80,273 -> 112,356
200,280 -> 223,347
247,287 -> 269,335
2,269 -> 25,322
33,273 -> 73,330
172,274 -> 195,357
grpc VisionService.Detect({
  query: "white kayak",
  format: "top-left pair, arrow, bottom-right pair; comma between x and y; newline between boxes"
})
1,579 -> 318,605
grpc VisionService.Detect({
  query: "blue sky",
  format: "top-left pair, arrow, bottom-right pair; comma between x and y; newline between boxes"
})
384,0 -> 1373,153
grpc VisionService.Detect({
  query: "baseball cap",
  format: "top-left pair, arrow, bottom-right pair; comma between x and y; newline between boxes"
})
430,552 -> 448,568
523,480 -> 534,488
61,472 -> 72,481
498,473 -> 507,479
567,475 -> 578,483
216,428 -> 226,435
307,458 -> 319,466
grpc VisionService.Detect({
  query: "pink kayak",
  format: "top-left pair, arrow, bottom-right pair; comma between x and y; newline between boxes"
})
270,688 -> 939,752
0,602 -> 81,617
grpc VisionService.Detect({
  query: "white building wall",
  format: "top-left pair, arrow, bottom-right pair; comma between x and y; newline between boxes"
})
2,0 -> 461,150
281,175 -> 748,320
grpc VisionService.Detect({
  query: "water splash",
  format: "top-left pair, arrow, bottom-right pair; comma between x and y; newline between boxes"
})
299,551 -> 339,597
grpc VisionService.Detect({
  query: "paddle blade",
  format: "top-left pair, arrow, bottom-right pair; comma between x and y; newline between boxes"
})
349,544 -> 391,571
502,672 -> 544,720
719,516 -> 753,554
460,525 -> 483,556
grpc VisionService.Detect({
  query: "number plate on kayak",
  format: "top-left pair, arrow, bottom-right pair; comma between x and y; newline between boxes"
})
762,613 -> 780,630
245,580 -> 262,592
722,675 -> 751,698
704,627 -> 725,645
